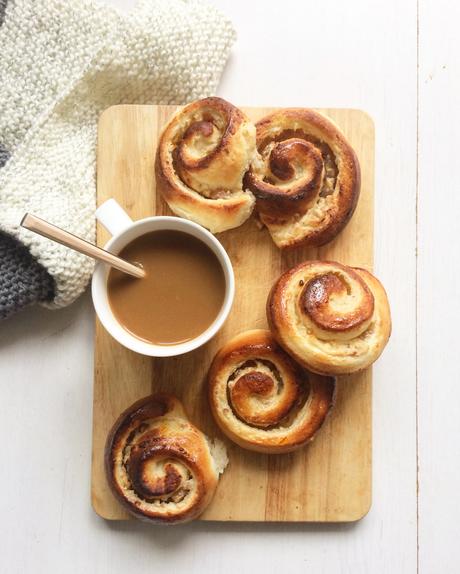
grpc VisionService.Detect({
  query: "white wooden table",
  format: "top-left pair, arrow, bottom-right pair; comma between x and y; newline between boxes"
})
0,0 -> 455,572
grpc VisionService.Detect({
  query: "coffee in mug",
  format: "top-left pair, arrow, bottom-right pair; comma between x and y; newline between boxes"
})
107,230 -> 226,345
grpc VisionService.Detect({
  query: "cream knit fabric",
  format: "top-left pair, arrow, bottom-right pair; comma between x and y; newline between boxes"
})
0,0 -> 235,313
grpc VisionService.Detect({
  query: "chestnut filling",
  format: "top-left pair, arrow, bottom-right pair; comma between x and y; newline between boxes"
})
170,108 -> 237,200
268,139 -> 322,185
301,272 -> 374,332
226,360 -> 304,428
129,450 -> 182,501
260,130 -> 338,199
120,424 -> 191,505
178,120 -> 218,167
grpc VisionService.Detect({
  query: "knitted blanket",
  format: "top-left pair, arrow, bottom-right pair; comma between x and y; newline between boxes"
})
0,0 -> 235,319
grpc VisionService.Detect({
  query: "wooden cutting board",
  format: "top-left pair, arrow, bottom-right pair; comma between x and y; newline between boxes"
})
91,105 -> 374,522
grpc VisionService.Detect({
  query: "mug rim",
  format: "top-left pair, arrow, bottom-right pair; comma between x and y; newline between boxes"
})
91,215 -> 235,357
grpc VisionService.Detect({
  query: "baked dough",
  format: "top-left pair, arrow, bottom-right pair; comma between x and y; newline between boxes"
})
155,97 -> 256,233
105,393 -> 227,523
267,261 -> 391,375
244,109 -> 360,248
208,329 -> 335,453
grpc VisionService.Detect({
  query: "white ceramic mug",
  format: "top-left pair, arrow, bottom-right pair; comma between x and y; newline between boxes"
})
91,199 -> 235,357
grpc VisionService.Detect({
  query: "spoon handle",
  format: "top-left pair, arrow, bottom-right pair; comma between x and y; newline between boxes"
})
21,213 -> 145,279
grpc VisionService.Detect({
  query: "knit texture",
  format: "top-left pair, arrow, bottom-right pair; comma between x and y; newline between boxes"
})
0,0 -> 235,319
0,1 -> 7,27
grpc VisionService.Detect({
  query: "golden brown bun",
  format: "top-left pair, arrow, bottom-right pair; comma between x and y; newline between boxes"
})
155,97 -> 256,233
208,329 -> 335,453
267,261 -> 391,375
105,393 -> 227,524
244,109 -> 360,248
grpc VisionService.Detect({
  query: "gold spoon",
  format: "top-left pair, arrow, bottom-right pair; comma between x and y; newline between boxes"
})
21,213 -> 145,279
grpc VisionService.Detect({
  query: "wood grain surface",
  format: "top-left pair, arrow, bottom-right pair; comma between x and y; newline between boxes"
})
91,105 -> 374,522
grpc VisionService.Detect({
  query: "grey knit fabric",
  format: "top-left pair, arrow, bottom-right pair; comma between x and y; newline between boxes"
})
0,143 -> 10,168
0,0 -> 8,27
0,232 -> 55,319
0,142 -> 55,319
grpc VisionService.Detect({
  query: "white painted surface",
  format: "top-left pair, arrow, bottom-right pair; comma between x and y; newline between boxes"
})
1,0 -> 444,571
418,1 -> 460,573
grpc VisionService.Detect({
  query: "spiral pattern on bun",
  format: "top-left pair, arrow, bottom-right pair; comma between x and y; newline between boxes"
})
105,394 -> 228,524
267,261 -> 391,375
244,109 -> 360,248
208,330 -> 335,453
155,97 -> 256,233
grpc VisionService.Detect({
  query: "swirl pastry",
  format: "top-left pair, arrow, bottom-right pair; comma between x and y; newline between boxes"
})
208,329 -> 335,453
105,393 -> 228,524
267,261 -> 391,375
244,109 -> 360,248
155,97 -> 256,233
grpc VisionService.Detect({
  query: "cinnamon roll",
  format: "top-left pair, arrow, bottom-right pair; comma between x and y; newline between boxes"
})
105,394 -> 228,523
155,97 -> 256,233
208,329 -> 335,453
267,261 -> 391,375
244,109 -> 360,248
